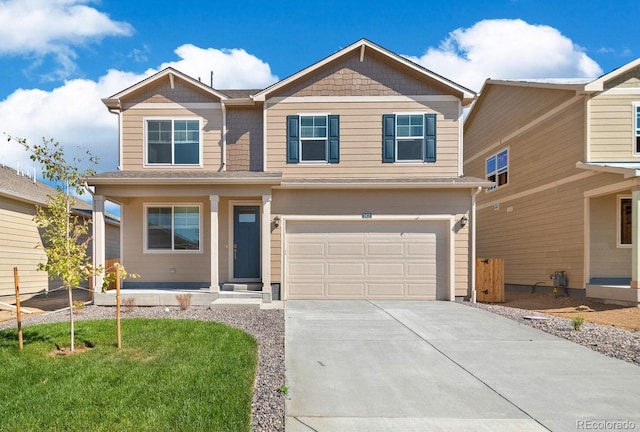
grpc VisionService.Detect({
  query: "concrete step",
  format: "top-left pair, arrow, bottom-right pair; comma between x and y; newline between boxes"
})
209,298 -> 262,310
218,290 -> 263,299
221,283 -> 262,292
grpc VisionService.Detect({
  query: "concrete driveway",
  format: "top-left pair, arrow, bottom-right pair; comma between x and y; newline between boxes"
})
285,300 -> 640,432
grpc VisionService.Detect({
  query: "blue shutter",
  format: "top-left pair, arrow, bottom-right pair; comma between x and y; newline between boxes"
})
286,115 -> 299,163
328,115 -> 340,163
382,114 -> 395,163
424,113 -> 436,162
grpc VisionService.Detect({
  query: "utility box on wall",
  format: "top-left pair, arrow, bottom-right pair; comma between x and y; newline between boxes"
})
476,258 -> 505,303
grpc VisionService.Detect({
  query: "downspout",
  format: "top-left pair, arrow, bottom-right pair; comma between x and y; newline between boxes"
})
221,102 -> 227,171
107,106 -> 122,171
470,187 -> 482,303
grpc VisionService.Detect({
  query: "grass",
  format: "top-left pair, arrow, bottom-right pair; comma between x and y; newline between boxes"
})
0,318 -> 257,432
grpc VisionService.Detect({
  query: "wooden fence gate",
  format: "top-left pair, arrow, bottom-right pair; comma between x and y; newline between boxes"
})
475,258 -> 504,303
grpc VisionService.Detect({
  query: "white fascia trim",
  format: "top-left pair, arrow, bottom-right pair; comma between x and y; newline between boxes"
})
266,95 -> 459,105
123,102 -> 222,110
576,162 -> 640,178
585,58 -> 640,92
599,88 -> 640,95
281,214 -> 456,222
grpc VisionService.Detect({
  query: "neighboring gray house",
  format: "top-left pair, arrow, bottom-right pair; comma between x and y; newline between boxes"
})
0,165 -> 119,298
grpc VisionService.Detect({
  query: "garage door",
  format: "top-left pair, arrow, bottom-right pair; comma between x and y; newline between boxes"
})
285,220 -> 447,300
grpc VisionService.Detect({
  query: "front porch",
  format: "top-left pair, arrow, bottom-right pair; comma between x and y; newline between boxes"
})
586,283 -> 640,306
93,284 -> 273,309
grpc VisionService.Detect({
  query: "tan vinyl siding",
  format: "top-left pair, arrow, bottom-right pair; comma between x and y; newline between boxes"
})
266,100 -> 461,178
120,107 -> 223,170
226,107 -> 263,171
272,188 -> 470,296
589,92 -> 640,161
590,193 -> 631,278
464,85 -> 578,159
121,197 -> 211,285
0,196 -> 48,296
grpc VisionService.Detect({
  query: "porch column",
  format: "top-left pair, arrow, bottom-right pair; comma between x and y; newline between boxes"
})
261,194 -> 272,302
632,188 -> 640,289
210,195 -> 219,293
92,195 -> 105,294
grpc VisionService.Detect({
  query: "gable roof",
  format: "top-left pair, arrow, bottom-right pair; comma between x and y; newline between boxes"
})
102,67 -> 229,110
252,38 -> 476,105
585,58 -> 640,92
0,165 -> 119,223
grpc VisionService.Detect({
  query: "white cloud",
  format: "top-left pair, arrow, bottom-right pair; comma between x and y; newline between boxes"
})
1,45 -> 278,178
407,19 -> 603,91
157,44 -> 279,89
0,0 -> 133,79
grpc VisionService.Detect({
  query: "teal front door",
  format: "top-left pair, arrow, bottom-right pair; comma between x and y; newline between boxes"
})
233,206 -> 261,279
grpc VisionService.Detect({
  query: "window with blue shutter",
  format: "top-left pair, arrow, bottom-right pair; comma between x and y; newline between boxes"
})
382,113 -> 437,163
286,114 -> 340,163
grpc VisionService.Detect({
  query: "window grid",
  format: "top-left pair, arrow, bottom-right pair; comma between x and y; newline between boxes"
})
486,149 -> 509,191
299,115 -> 328,162
146,119 -> 200,165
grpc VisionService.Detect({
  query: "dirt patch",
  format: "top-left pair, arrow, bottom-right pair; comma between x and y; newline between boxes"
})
0,307 -> 45,324
491,291 -> 640,332
48,344 -> 94,357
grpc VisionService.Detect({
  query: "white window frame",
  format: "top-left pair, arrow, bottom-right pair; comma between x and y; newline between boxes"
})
395,112 -> 425,162
144,203 -> 203,253
634,103 -> 640,155
298,113 -> 329,163
485,148 -> 509,192
144,118 -> 203,167
617,195 -> 632,248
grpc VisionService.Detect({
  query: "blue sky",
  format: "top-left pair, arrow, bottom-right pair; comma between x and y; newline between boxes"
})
1,0 -> 638,178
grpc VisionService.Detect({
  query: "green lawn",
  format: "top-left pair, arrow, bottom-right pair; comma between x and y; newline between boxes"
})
0,318 -> 257,432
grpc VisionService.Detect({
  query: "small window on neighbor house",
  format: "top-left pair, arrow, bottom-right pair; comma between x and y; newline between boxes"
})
619,197 -> 632,246
486,149 -> 508,191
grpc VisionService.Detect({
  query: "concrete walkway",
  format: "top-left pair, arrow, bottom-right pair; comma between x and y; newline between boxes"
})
285,300 -> 640,432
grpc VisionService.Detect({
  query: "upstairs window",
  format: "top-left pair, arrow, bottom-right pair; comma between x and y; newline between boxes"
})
382,113 -> 436,163
146,119 -> 200,165
486,149 -> 509,191
286,114 -> 340,163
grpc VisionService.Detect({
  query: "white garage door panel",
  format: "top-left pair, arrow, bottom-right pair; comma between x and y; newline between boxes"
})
286,221 -> 447,300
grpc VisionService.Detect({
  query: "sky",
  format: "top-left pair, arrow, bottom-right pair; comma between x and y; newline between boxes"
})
0,0 -> 638,182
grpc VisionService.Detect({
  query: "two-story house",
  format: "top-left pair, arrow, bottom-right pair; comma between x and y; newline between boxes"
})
88,39 -> 489,305
464,58 -> 640,306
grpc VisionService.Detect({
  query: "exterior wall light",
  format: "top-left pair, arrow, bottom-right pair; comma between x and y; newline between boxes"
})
460,215 -> 468,228
273,216 -> 280,228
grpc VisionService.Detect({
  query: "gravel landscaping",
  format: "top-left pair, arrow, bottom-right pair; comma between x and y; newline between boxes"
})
0,305 -> 285,432
464,300 -> 640,367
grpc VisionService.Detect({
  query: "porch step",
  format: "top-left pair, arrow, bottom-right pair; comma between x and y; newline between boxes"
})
209,298 -> 262,310
218,290 -> 263,299
221,283 -> 262,292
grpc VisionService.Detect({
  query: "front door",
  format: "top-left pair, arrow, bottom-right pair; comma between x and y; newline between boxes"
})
233,206 -> 261,279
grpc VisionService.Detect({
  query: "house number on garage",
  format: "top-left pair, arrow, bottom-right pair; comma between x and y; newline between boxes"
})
362,212 -> 372,219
